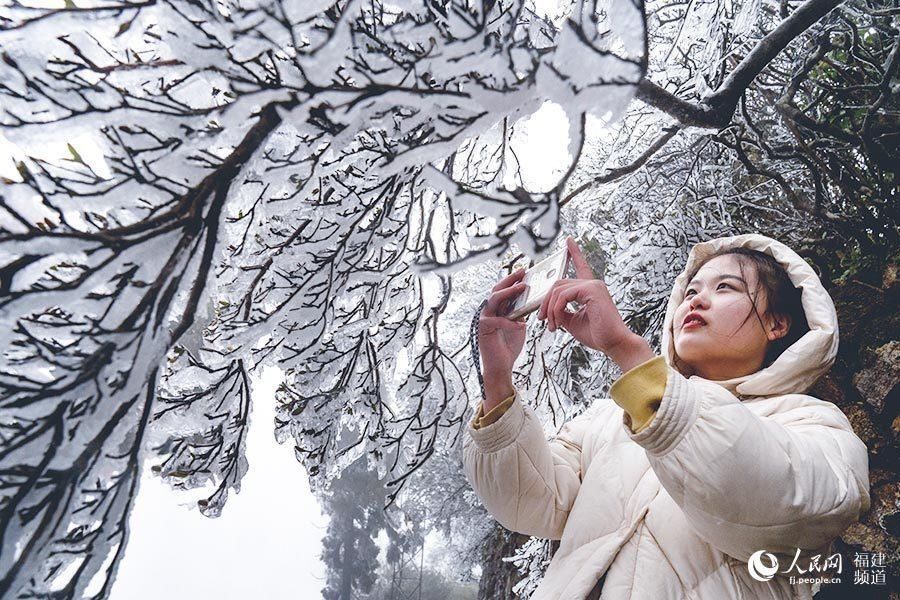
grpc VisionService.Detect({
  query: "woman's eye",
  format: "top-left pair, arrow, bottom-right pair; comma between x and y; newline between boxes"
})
686,283 -> 734,296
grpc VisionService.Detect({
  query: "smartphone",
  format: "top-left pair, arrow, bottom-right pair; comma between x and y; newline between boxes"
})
506,248 -> 571,320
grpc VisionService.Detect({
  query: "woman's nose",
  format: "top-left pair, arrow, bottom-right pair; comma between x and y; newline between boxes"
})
689,292 -> 707,311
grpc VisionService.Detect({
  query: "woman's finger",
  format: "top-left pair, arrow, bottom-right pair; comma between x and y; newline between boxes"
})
491,268 -> 526,293
480,315 -> 527,332
538,279 -> 576,321
548,281 -> 590,331
566,237 -> 595,280
484,282 -> 526,317
555,303 -> 580,333
549,284 -> 582,331
547,282 -> 570,331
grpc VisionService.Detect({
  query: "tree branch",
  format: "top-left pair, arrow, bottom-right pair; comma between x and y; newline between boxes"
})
563,125 -> 680,203
637,0 -> 845,128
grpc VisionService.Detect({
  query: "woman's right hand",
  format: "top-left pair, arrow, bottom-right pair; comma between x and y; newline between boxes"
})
478,268 -> 527,411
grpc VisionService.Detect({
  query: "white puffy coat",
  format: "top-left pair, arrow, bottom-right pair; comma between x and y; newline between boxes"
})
462,234 -> 870,599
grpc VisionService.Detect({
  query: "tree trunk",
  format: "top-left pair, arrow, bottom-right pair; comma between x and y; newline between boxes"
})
477,524 -> 529,600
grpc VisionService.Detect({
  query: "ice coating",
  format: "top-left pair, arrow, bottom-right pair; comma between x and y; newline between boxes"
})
0,0 -> 647,595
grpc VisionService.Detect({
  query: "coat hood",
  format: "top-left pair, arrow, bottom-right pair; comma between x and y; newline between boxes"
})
660,233 -> 839,398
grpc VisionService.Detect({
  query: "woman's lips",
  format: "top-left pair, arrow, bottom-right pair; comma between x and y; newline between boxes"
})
682,320 -> 706,330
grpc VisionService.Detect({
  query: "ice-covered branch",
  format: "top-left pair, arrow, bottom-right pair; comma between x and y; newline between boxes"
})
637,0 -> 846,128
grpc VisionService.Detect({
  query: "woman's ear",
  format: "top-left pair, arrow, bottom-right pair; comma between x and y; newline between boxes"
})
767,313 -> 791,341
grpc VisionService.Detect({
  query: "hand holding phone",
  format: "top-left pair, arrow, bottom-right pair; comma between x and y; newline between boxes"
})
537,238 -> 653,373
506,248 -> 571,320
477,269 -> 529,409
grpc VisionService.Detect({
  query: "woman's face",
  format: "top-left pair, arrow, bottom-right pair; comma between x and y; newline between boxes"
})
673,254 -> 787,380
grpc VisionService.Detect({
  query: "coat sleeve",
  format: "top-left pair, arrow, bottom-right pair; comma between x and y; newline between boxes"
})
462,393 -> 593,540
614,359 -> 871,561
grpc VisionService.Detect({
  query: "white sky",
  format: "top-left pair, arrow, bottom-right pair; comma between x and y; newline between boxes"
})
110,367 -> 329,600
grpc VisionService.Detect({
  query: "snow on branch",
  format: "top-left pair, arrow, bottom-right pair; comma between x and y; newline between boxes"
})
0,0 -> 647,596
637,0 -> 846,127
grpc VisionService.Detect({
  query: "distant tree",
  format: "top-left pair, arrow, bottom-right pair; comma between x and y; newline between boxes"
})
320,458 -> 387,600
366,559 -> 478,600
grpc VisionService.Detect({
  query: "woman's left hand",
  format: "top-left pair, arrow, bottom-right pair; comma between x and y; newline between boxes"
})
539,238 -> 654,370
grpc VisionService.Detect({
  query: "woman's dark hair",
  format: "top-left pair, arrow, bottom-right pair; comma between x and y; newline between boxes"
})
682,247 -> 810,369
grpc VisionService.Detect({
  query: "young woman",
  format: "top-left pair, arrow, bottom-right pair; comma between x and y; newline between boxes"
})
463,234 -> 870,600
